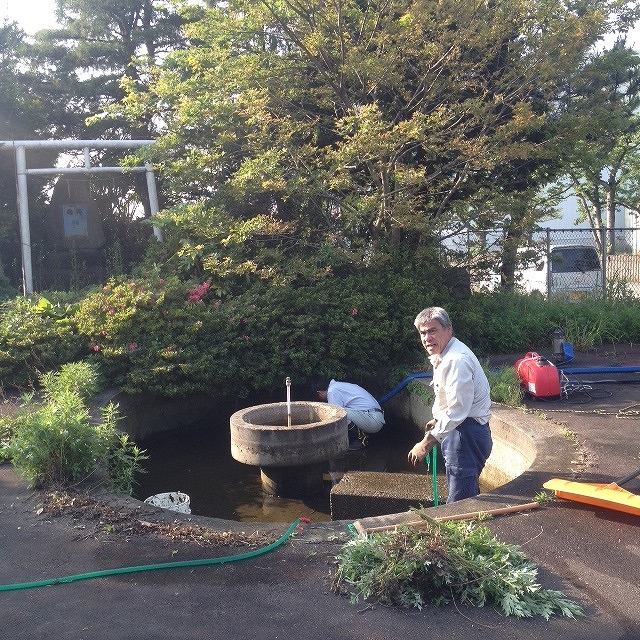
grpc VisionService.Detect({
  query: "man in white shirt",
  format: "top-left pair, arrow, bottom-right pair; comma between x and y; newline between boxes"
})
314,379 -> 385,450
407,306 -> 492,503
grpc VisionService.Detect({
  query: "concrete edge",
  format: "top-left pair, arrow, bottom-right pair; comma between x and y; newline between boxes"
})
84,399 -> 578,541
349,404 -> 578,530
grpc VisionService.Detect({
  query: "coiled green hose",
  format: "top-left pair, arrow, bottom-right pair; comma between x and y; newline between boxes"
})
0,518 -> 303,593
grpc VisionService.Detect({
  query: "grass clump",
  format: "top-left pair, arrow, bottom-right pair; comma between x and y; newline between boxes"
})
485,364 -> 524,407
332,520 -> 583,619
1,361 -> 146,494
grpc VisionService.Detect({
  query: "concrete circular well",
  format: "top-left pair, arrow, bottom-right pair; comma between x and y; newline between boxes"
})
230,401 -> 348,497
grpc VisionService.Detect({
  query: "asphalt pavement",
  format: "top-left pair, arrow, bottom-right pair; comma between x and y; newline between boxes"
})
1,344 -> 639,640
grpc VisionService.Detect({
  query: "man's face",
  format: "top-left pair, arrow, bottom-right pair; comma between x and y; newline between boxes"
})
417,320 -> 452,357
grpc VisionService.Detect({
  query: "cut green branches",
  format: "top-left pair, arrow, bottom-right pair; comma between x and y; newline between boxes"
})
332,520 -> 583,619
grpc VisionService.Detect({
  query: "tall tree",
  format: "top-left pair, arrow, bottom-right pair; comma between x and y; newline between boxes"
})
19,0 -> 195,278
0,21 -> 59,289
559,40 -> 640,253
116,0 -> 634,285
32,0 -> 189,139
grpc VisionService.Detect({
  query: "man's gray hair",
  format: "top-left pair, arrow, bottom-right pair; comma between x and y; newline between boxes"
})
414,307 -> 452,330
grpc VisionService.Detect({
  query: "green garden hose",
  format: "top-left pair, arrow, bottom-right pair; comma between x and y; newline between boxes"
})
0,518 -> 304,593
431,446 -> 439,506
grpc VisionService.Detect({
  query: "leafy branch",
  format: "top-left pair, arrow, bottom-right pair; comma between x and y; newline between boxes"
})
332,519 -> 583,619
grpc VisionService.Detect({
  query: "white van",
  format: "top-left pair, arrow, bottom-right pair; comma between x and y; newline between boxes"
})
517,245 -> 603,300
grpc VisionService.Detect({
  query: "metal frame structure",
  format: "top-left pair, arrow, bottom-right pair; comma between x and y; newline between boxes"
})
0,139 -> 163,295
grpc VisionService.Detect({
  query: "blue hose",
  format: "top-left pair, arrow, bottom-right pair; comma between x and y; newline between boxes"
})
378,372 -> 432,404
559,366 -> 640,375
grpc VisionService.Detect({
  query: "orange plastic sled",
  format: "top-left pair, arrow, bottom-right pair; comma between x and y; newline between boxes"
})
543,471 -> 640,517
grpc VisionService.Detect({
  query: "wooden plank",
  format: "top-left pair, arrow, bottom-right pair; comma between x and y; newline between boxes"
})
353,501 -> 539,534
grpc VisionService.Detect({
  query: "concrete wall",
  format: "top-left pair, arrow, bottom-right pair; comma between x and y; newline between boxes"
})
384,379 -> 565,492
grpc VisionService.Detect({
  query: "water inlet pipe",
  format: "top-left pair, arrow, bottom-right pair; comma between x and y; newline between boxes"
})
378,372 -> 432,405
0,519 -> 307,593
286,376 -> 292,427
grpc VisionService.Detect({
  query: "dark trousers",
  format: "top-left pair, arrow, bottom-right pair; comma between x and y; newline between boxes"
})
440,417 -> 492,503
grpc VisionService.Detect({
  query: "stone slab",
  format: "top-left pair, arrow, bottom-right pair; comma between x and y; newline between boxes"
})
330,471 -> 448,520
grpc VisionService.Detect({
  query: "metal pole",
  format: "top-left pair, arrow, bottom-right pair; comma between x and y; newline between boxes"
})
145,162 -> 163,242
545,227 -> 551,297
0,139 -> 161,295
0,139 -> 155,150
15,145 -> 33,296
601,227 -> 607,299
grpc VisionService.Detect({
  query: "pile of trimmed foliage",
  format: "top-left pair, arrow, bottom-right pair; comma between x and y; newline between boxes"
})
332,519 -> 583,620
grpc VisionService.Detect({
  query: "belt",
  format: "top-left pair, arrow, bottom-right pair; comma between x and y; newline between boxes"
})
370,408 -> 383,413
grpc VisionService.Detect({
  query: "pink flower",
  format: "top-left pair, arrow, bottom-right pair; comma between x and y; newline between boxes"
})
166,346 -> 172,352
230,317 -> 236,324
159,279 -> 165,285
129,343 -> 138,351
351,308 -> 358,316
186,282 -> 212,303
103,285 -> 111,292
108,309 -> 115,315
214,301 -> 220,308
242,317 -> 248,324
101,330 -> 107,337
129,282 -> 136,288
243,335 -> 249,341
93,344 -> 99,352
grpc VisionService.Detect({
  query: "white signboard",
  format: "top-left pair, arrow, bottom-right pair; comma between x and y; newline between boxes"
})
62,204 -> 88,237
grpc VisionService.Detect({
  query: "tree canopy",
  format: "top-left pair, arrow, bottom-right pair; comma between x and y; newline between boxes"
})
559,39 -> 640,252
112,0 -> 639,285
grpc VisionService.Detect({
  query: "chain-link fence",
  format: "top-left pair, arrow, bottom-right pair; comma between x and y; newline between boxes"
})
444,227 -> 640,299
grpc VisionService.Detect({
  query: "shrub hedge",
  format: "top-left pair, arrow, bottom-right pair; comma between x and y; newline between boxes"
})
1,270 -> 639,399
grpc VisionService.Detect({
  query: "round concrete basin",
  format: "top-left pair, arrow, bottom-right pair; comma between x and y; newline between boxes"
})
230,401 -> 348,498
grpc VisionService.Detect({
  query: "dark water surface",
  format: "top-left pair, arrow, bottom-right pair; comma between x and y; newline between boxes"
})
133,411 -> 434,522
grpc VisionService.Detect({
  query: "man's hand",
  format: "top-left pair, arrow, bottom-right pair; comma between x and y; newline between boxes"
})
407,434 -> 436,467
425,419 -> 436,432
408,441 -> 428,466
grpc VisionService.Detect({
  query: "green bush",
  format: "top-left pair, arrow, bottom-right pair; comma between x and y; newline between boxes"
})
2,362 -> 146,493
4,389 -> 111,488
40,360 -> 101,400
485,364 -> 524,407
1,271 -> 640,401
0,295 -> 84,389
69,269 -> 444,398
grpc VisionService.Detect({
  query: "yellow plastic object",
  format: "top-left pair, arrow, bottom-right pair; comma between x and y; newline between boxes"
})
543,478 -> 640,517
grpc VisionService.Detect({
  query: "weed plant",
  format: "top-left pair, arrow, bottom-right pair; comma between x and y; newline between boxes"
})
332,520 -> 584,619
1,362 -> 146,493
485,364 -> 524,407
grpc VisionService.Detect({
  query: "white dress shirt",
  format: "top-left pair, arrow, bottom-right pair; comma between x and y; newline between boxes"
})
429,336 -> 491,442
327,380 -> 382,411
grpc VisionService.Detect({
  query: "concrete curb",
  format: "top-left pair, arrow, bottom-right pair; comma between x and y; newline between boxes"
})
350,404 -> 577,530
101,396 -> 577,540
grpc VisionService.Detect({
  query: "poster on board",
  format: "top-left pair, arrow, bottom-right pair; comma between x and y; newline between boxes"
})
62,204 -> 89,237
